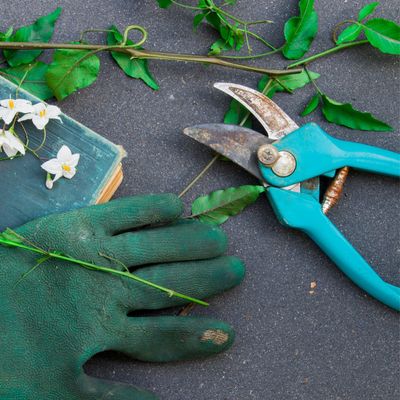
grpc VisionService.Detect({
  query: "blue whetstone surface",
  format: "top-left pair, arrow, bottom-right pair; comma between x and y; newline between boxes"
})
0,76 -> 123,230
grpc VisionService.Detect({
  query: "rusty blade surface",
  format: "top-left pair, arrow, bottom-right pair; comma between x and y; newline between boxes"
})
214,82 -> 299,140
183,123 -> 273,181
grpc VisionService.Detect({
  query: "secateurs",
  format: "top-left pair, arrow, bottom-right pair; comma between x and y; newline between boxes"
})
183,82 -> 400,311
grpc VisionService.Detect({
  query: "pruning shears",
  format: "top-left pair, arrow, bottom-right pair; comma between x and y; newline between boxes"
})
184,82 -> 400,311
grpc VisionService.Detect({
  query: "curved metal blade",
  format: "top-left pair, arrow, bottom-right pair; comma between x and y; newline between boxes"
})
214,82 -> 299,139
183,123 -> 273,181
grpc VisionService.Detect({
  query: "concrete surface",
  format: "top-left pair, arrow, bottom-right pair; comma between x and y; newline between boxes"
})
2,1 -> 399,399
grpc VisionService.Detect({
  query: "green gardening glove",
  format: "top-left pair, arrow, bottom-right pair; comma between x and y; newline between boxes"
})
0,194 -> 245,400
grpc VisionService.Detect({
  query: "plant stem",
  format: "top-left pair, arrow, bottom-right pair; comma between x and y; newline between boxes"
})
171,0 -> 202,10
0,41 -> 301,76
0,236 -> 208,306
217,47 -> 281,60
178,154 -> 220,198
287,40 -> 368,68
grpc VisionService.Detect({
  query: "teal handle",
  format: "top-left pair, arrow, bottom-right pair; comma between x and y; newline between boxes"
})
267,187 -> 400,311
260,123 -> 400,187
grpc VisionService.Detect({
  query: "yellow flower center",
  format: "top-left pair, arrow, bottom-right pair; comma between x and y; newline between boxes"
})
62,164 -> 71,172
8,99 -> 15,109
39,109 -> 46,118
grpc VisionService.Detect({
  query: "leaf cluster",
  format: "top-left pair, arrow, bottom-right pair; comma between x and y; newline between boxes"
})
0,9 -> 158,101
157,0 -> 272,55
186,1 -> 398,226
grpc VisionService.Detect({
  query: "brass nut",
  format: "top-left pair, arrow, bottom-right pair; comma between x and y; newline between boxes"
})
257,144 -> 279,166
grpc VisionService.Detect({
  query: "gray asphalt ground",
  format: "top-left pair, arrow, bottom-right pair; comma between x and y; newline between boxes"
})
2,1 -> 399,399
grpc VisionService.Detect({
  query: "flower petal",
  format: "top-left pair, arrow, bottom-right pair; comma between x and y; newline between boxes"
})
32,114 -> 48,130
52,172 -> 63,182
68,153 -> 80,167
57,145 -> 72,162
63,166 -> 76,179
2,143 -> 18,158
14,99 -> 33,114
41,158 -> 62,174
33,103 -> 46,113
18,113 -> 34,122
47,105 -> 61,118
5,131 -> 25,155
2,109 -> 16,125
0,99 -> 10,108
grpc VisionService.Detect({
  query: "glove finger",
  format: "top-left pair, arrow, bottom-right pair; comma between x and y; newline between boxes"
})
110,316 -> 235,362
87,194 -> 183,234
103,220 -> 228,267
122,256 -> 245,310
78,374 -> 158,400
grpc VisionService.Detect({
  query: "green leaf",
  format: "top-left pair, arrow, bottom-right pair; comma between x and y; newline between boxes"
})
191,185 -> 265,225
1,62 -> 53,100
0,27 -> 13,42
46,44 -> 100,101
4,8 -> 62,67
193,13 -> 206,30
107,26 -> 159,90
358,2 -> 380,21
224,99 -> 252,128
209,38 -> 233,55
156,0 -> 172,8
301,94 -> 320,116
282,0 -> 318,60
336,24 -> 363,44
321,95 -> 392,131
205,11 -> 222,30
363,18 -> 400,55
258,69 -> 320,97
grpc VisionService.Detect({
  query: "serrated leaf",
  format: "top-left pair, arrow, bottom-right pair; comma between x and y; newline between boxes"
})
301,94 -> 320,116
336,24 -> 364,44
46,44 -> 100,101
4,8 -> 62,67
282,0 -> 318,59
193,13 -> 206,30
363,18 -> 400,55
321,95 -> 392,131
224,99 -> 252,128
107,26 -> 159,90
192,185 -> 265,225
258,69 -> 320,97
156,0 -> 172,8
358,2 -> 380,21
1,62 -> 53,100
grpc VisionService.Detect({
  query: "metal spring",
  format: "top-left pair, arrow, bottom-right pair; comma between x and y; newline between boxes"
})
322,167 -> 350,214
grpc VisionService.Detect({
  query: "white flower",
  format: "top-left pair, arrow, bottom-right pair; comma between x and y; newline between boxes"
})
18,103 -> 62,130
0,130 -> 26,158
41,145 -> 80,184
0,98 -> 33,125
45,173 -> 54,190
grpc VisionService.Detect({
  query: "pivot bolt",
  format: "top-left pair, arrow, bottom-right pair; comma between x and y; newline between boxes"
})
272,151 -> 296,177
257,144 -> 279,166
